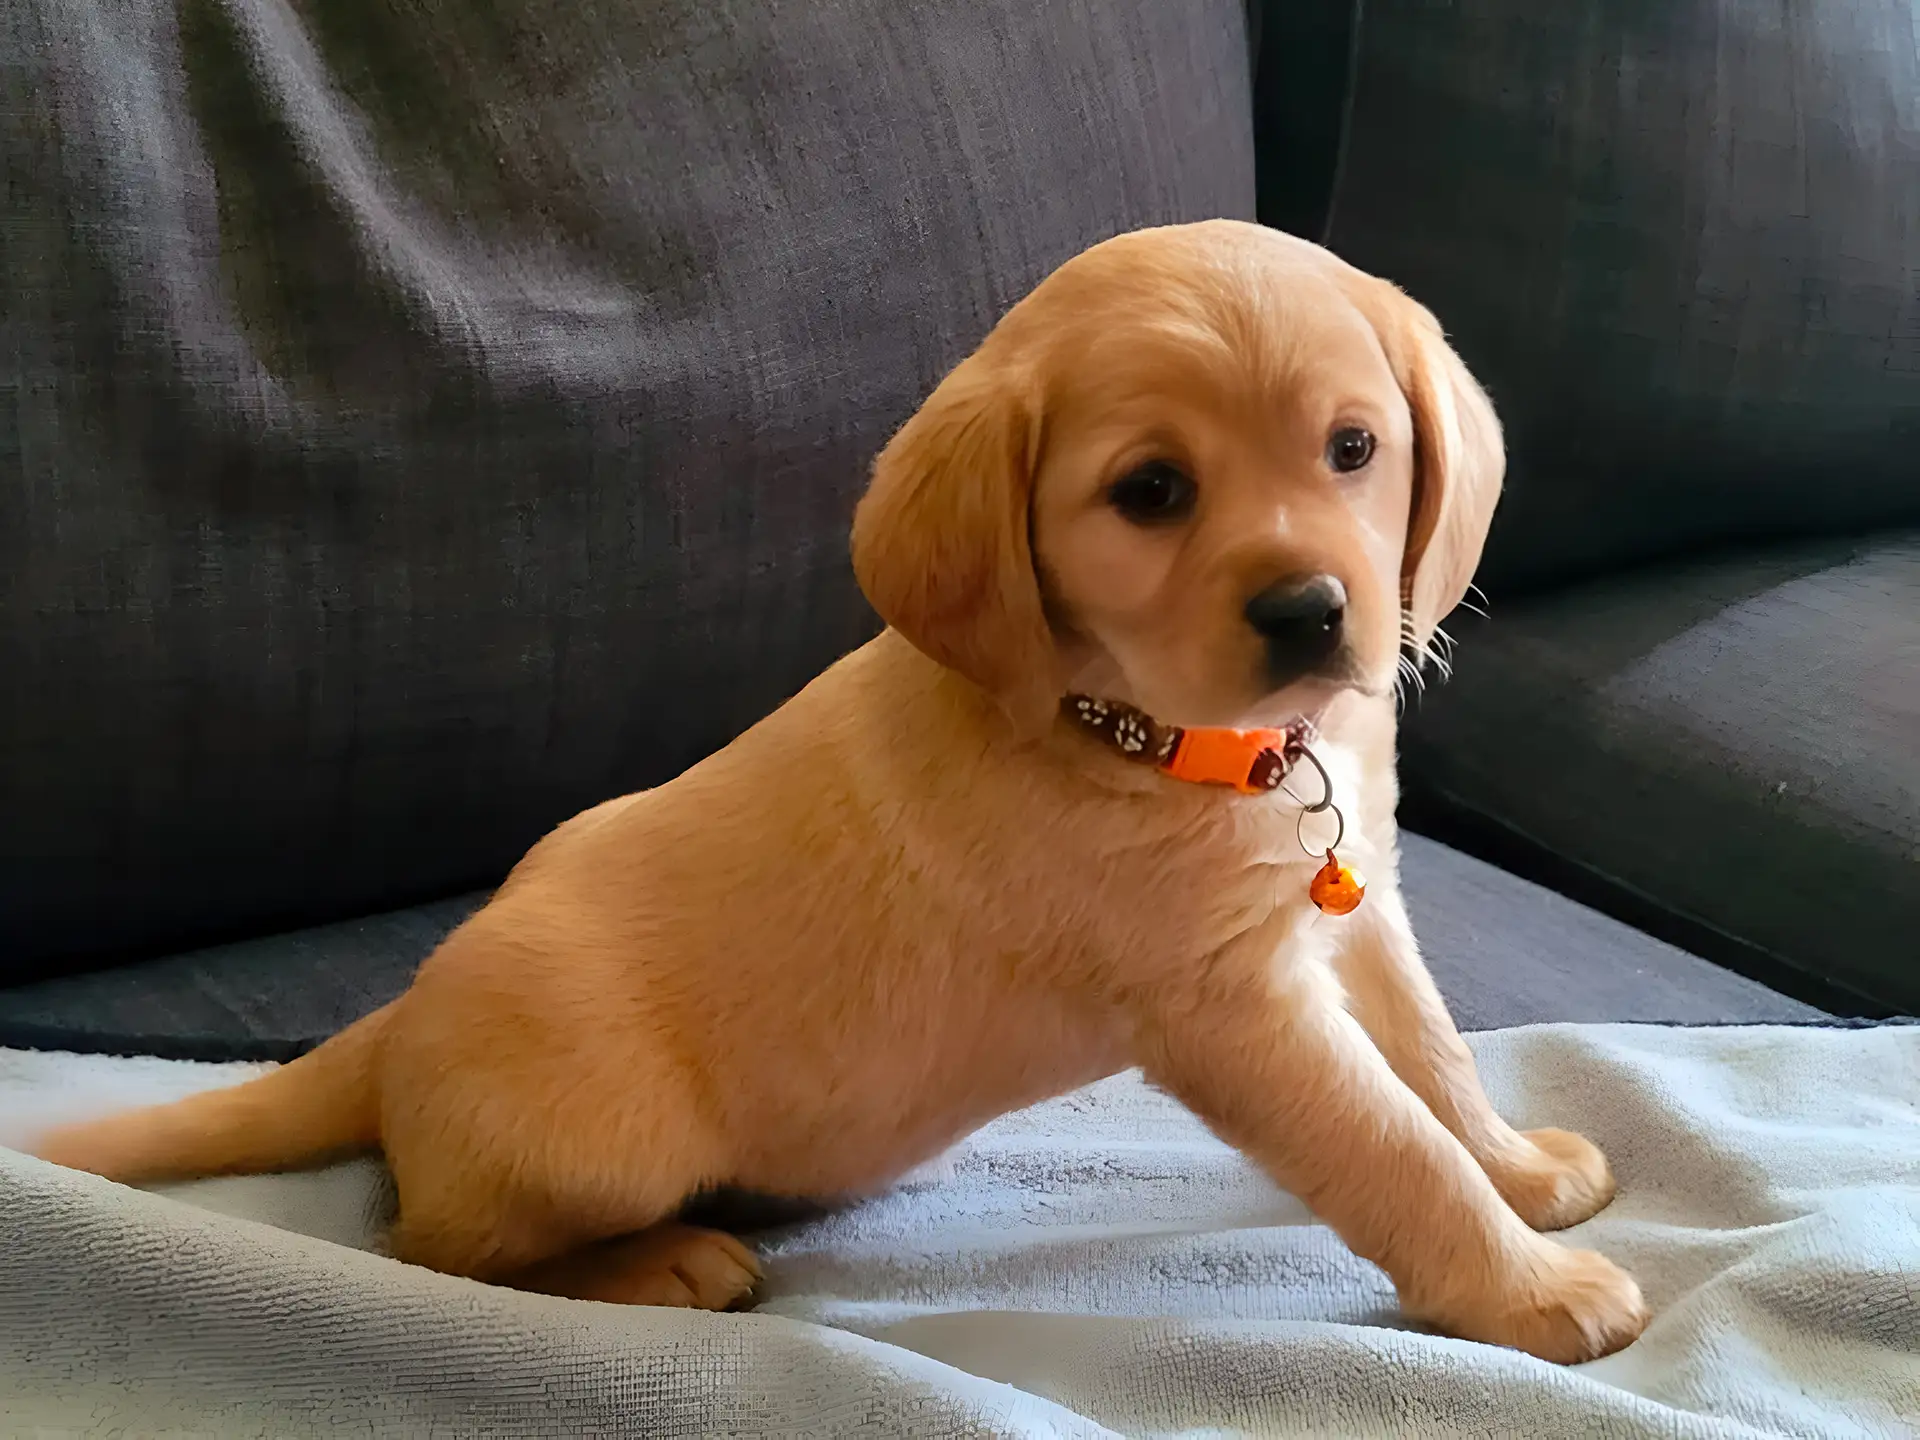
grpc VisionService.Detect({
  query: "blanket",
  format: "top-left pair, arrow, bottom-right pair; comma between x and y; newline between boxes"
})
2,1023 -> 1916,1437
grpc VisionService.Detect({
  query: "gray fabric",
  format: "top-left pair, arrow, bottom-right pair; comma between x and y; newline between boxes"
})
1397,838 -> 1823,1031
1317,0 -> 1920,594
1401,535 -> 1920,1014
0,0 -> 1256,979
4,1024 -> 1918,1437
0,895 -> 482,1061
0,835 -> 1821,1061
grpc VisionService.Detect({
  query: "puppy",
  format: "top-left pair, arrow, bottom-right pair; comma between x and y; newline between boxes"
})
34,221 -> 1649,1362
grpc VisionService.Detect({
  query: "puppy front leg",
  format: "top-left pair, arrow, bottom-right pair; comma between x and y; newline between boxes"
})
1144,978 -> 1647,1362
1331,885 -> 1618,1231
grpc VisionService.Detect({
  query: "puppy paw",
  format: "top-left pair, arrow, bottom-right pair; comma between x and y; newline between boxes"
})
1489,1128 -> 1617,1232
1420,1242 -> 1649,1364
1504,1243 -> 1650,1363
617,1224 -> 763,1310
522,1224 -> 763,1310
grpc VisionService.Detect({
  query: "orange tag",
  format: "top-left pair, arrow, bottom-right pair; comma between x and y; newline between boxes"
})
1310,849 -> 1366,915
1160,726 -> 1291,793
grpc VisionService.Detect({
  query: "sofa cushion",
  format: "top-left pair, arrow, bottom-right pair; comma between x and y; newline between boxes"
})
1257,0 -> 1920,593
0,834 -> 1820,1063
1,1 -> 1256,981
1400,535 -> 1919,1014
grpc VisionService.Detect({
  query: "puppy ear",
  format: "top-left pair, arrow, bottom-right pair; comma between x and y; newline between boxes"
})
1388,296 -> 1505,664
851,353 -> 1058,733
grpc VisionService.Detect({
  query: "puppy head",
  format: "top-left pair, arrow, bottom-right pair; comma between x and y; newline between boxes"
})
852,221 -> 1503,735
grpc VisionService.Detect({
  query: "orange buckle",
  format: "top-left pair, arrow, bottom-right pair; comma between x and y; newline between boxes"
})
1160,726 -> 1292,794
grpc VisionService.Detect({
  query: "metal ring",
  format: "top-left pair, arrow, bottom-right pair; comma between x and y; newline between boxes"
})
1290,742 -> 1335,813
1296,799 -> 1346,858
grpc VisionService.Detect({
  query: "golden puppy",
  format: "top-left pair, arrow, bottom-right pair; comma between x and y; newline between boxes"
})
34,221 -> 1648,1362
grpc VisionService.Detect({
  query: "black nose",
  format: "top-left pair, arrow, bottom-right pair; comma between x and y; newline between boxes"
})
1244,575 -> 1347,686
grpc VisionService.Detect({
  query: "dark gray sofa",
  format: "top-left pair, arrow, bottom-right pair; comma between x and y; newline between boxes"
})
2,1 -> 1909,1060
1257,0 -> 1919,1014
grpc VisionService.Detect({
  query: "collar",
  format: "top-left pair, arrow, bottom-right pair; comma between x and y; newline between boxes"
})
1061,692 -> 1367,915
1062,693 -> 1309,796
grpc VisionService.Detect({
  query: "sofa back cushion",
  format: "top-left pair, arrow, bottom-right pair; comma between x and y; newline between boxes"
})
1256,0 -> 1920,595
2,1 -> 1255,977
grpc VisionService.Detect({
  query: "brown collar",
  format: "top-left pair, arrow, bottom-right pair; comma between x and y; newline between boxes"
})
1062,694 -> 1309,796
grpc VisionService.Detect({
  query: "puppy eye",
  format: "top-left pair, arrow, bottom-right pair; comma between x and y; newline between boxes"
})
1107,461 -> 1197,525
1326,427 -> 1376,474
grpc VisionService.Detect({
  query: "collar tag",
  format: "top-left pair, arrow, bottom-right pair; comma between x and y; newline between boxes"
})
1161,726 -> 1293,794
1064,694 -> 1299,795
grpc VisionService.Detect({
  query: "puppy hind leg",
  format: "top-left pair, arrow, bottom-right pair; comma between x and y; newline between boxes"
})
386,1166 -> 760,1311
382,1084 -> 744,1303
376,984 -> 745,1301
384,1176 -> 576,1284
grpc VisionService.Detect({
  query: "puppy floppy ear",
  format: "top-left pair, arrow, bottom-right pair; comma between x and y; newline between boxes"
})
1383,294 -> 1505,665
851,353 -> 1058,734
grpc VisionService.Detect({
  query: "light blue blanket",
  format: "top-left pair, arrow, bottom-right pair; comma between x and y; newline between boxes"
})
2,1023 -> 1916,1437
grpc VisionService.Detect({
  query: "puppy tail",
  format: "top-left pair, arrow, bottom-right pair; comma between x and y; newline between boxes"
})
31,1003 -> 393,1184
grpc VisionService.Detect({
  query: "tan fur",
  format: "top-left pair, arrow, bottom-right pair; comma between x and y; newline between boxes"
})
32,222 -> 1647,1363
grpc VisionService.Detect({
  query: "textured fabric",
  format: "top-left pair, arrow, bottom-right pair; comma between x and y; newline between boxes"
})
1282,0 -> 1920,593
0,834 -> 1822,1062
1401,536 -> 1920,1014
0,0 -> 1256,979
4,1024 -> 1918,1437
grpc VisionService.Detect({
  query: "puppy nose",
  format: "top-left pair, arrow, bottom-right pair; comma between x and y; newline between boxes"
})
1245,575 -> 1347,685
